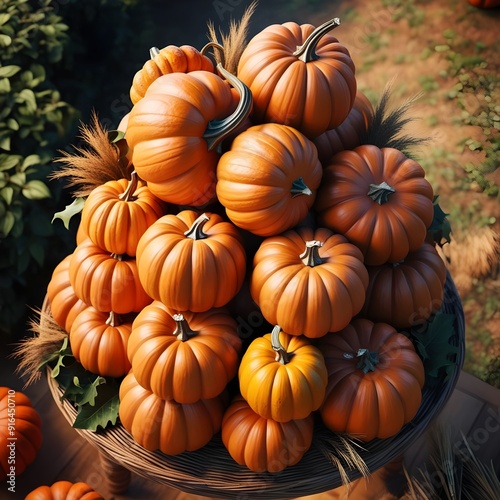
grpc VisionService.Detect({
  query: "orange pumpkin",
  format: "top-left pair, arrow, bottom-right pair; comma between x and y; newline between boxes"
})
237,18 -> 356,138
315,145 -> 434,266
221,394 -> 314,473
360,242 -> 447,330
467,0 -> 500,7
80,171 -> 166,257
70,308 -> 132,378
47,254 -> 87,333
0,387 -> 42,480
127,302 -> 241,403
136,210 -> 246,312
313,90 -> 374,165
119,372 -> 226,455
69,238 -> 152,314
216,123 -> 323,236
238,326 -> 328,422
25,480 -> 104,500
250,227 -> 369,337
126,67 -> 252,206
317,319 -> 425,441
130,44 -> 214,104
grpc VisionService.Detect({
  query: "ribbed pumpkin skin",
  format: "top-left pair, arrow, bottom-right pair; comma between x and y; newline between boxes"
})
119,372 -> 226,455
317,319 -> 425,441
221,395 -> 314,473
237,21 -> 356,138
70,308 -> 132,378
130,45 -> 214,104
126,71 -> 236,206
216,123 -> 323,237
361,242 -> 447,329
0,388 -> 42,480
69,239 -> 152,314
313,91 -> 374,165
238,329 -> 328,422
315,145 -> 434,266
136,210 -> 246,312
25,481 -> 104,500
47,255 -> 87,333
127,302 -> 242,403
80,177 -> 165,257
250,227 -> 369,337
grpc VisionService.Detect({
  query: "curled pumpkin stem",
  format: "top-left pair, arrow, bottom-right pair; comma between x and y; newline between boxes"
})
118,170 -> 139,202
105,311 -> 120,328
368,181 -> 396,204
290,177 -> 313,198
173,313 -> 197,342
293,18 -> 341,62
271,325 -> 290,364
200,41 -> 226,69
344,348 -> 379,373
149,46 -> 160,59
184,213 -> 210,240
300,241 -> 324,267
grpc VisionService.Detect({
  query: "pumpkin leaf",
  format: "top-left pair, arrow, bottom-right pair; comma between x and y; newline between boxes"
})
411,310 -> 459,384
62,375 -> 106,407
51,196 -> 85,229
72,379 -> 120,432
427,196 -> 452,247
39,336 -> 73,377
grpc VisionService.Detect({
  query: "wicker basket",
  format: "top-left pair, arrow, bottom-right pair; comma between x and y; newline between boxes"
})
45,271 -> 465,499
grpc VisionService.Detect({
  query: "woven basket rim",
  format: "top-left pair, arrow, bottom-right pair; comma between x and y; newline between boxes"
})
44,270 -> 465,500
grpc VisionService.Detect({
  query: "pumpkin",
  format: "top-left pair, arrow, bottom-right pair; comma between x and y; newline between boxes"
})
126,66 -> 252,206
317,319 -> 425,441
130,44 -> 214,104
315,145 -> 434,266
237,18 -> 356,138
0,387 -> 42,480
216,123 -> 323,236
238,325 -> 328,422
312,90 -> 374,165
119,372 -> 226,455
70,308 -> 132,378
47,254 -> 87,333
221,394 -> 314,473
360,242 -> 447,330
250,227 -> 369,337
467,0 -> 500,7
80,171 -> 166,257
136,210 -> 246,312
25,481 -> 104,500
69,238 -> 152,314
127,302 -> 241,403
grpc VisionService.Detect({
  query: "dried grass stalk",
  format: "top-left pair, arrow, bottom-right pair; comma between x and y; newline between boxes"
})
206,0 -> 258,75
11,306 -> 68,388
50,111 -> 130,197
364,79 -> 428,158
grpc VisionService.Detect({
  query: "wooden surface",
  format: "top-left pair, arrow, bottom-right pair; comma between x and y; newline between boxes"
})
1,346 -> 499,500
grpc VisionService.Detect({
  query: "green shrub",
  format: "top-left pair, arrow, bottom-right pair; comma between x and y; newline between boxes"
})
0,0 -> 78,339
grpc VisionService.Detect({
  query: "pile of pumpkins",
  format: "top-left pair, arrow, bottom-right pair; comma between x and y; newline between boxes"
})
45,18 -> 447,474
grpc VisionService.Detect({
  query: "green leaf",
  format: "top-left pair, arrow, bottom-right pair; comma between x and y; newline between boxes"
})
52,197 -> 85,229
17,89 -> 37,113
22,179 -> 51,199
21,154 -> 41,171
0,186 -> 14,204
0,134 -> 10,151
427,196 -> 452,246
43,337 -> 73,378
68,376 -> 107,407
0,34 -> 12,47
6,118 -> 19,131
0,65 -> 21,78
0,210 -> 14,236
0,78 -> 10,93
72,379 -> 120,432
0,155 -> 21,172
108,130 -> 125,143
411,311 -> 460,382
0,13 -> 11,26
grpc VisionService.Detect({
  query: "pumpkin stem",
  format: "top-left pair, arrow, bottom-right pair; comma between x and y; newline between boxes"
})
344,348 -> 379,374
105,311 -> 119,327
271,325 -> 290,365
290,177 -> 313,198
184,213 -> 210,240
172,313 -> 196,342
368,181 -> 395,204
300,240 -> 324,267
111,253 -> 123,261
200,41 -> 226,69
293,18 -> 341,63
118,170 -> 139,202
202,63 -> 252,152
149,47 -> 160,59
